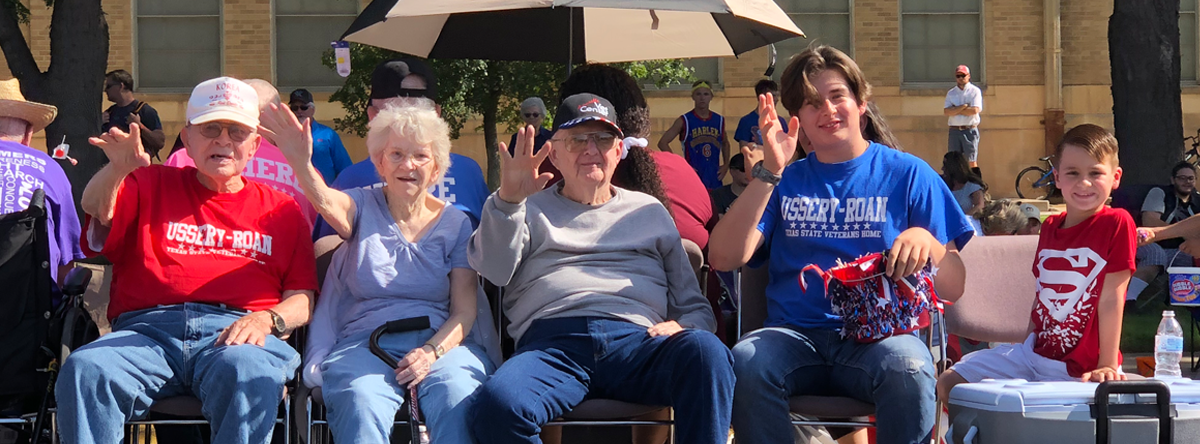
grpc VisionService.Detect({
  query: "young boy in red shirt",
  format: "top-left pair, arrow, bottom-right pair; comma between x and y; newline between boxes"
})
937,123 -> 1135,402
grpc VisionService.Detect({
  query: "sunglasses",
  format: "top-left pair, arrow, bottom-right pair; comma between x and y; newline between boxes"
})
955,74 -> 967,78
552,131 -> 619,153
290,104 -> 311,112
524,113 -> 541,118
193,122 -> 253,142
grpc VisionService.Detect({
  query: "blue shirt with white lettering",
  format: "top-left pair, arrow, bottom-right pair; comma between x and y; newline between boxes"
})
313,153 -> 489,240
755,142 -> 974,330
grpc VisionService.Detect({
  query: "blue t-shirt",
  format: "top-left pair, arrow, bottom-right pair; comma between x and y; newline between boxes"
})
734,110 -> 788,145
681,111 -> 725,189
755,142 -> 975,330
313,153 -> 489,239
310,121 -> 353,186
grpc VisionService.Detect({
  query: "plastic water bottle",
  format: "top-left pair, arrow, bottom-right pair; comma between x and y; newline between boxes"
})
1155,310 -> 1184,379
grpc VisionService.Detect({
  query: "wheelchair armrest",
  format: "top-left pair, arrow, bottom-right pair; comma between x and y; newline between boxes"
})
63,267 -> 92,297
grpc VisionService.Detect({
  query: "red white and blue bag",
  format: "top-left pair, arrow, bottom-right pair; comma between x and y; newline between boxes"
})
799,252 -> 942,343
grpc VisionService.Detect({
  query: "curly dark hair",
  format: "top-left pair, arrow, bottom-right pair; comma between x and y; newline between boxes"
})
559,64 -> 670,213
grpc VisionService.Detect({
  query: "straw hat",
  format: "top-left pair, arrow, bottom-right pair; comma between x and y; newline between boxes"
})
0,78 -> 57,132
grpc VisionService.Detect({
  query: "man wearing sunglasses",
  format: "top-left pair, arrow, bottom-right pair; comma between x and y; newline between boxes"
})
102,69 -> 166,160
288,89 -> 351,185
62,76 -> 317,444
507,97 -> 558,189
944,64 -> 983,177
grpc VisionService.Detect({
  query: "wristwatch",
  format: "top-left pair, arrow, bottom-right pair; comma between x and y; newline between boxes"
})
751,161 -> 782,186
265,309 -> 286,336
424,342 -> 446,359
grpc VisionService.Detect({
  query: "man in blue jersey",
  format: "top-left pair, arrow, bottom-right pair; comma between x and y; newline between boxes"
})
312,58 -> 489,239
658,80 -> 730,189
288,89 -> 352,185
734,80 -> 789,151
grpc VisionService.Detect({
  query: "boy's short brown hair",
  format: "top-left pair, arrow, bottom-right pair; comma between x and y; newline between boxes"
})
1055,124 -> 1119,166
779,45 -> 872,116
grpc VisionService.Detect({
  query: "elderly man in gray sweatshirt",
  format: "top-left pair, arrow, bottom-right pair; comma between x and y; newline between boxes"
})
468,93 -> 734,444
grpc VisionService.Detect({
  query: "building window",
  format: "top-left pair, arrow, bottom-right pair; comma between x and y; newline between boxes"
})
135,0 -> 222,90
774,0 -> 852,82
900,0 -> 983,85
687,58 -> 722,87
1183,0 -> 1197,82
275,0 -> 359,89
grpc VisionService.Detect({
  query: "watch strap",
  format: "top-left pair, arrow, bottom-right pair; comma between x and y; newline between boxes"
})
265,309 -> 286,335
752,160 -> 782,185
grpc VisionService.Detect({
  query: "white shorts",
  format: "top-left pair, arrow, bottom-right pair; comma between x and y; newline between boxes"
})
949,333 -> 1074,383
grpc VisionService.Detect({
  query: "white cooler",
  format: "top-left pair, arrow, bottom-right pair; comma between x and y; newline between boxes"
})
948,379 -> 1200,444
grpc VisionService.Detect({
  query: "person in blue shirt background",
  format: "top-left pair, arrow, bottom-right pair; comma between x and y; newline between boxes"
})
734,79 -> 789,151
289,89 -> 353,185
710,46 -> 974,444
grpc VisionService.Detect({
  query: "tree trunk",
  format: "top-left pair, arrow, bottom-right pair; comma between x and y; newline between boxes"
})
1109,0 -> 1182,186
483,97 -> 500,191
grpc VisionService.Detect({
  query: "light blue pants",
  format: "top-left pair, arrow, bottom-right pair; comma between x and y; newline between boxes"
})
731,326 -> 936,444
321,328 -> 493,444
55,303 -> 300,444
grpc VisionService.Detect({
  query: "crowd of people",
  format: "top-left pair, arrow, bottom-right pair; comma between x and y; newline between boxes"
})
1,43 -> 1194,444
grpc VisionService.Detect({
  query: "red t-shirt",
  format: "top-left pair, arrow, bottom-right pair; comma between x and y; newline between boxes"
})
82,165 -> 318,320
1030,206 -> 1135,377
651,151 -> 714,249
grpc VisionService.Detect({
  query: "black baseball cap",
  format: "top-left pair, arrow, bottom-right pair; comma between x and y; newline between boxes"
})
370,58 -> 438,102
289,88 -> 313,104
551,93 -> 623,138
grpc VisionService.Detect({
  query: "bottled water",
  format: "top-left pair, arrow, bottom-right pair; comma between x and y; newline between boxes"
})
1155,310 -> 1184,379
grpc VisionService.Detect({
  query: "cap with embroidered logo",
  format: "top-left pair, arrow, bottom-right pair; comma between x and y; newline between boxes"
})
551,93 -> 623,138
186,77 -> 260,128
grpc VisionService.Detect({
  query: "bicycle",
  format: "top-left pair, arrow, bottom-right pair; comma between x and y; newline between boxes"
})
1014,156 -> 1056,200
1184,128 -> 1200,166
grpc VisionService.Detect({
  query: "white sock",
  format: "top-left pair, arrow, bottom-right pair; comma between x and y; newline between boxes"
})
1127,277 -> 1149,301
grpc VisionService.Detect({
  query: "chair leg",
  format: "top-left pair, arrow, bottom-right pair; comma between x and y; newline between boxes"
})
539,424 -> 563,444
631,409 -> 670,444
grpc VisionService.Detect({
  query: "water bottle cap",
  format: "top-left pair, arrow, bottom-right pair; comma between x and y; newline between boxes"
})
1164,310 -> 1176,317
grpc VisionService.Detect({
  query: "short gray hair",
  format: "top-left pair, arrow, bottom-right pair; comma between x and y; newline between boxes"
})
520,97 -> 546,115
367,103 -> 452,185
0,116 -> 29,142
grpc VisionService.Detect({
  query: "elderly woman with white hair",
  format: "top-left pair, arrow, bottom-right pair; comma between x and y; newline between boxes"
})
261,103 -> 493,444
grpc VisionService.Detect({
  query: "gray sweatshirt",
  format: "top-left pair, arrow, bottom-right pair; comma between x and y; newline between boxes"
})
468,186 -> 715,341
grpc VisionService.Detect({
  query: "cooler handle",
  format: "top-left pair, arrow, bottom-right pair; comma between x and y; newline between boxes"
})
962,426 -> 977,444
1094,380 -> 1172,444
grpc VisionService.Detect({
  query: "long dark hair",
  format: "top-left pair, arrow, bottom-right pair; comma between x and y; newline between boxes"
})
863,102 -> 902,151
559,64 -> 671,213
943,151 -> 986,189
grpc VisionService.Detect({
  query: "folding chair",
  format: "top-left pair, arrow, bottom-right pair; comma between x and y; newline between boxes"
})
0,189 -> 93,443
738,257 -> 949,442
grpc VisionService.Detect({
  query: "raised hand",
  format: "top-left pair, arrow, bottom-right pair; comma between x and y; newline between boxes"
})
497,125 -> 553,204
758,93 -> 799,174
89,123 -> 150,173
258,103 -> 313,167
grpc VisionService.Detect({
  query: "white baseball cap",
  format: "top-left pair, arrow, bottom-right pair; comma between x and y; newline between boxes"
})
186,77 -> 260,128
1019,203 -> 1041,220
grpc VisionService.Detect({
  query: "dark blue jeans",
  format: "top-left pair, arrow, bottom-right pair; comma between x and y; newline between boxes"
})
472,317 -> 734,444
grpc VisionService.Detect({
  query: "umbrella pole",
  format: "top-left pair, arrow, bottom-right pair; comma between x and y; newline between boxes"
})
567,9 -> 574,75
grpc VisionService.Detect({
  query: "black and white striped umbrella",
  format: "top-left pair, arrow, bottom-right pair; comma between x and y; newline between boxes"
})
341,0 -> 805,64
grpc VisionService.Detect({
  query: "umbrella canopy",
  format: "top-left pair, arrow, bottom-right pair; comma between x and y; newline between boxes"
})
341,0 -> 805,64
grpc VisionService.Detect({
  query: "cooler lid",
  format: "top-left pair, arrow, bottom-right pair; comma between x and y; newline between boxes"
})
949,379 -> 1200,413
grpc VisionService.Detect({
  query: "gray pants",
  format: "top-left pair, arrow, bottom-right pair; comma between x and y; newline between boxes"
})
948,127 -> 979,162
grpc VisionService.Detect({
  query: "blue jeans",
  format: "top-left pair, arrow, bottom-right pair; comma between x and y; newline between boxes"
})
731,327 -> 936,444
321,328 -> 493,444
55,303 -> 300,444
472,317 -> 734,444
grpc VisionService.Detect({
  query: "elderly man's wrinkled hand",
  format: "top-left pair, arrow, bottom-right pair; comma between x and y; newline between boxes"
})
89,124 -> 150,173
217,311 -> 274,347
757,93 -> 798,175
497,125 -> 553,204
258,103 -> 313,167
647,321 -> 684,337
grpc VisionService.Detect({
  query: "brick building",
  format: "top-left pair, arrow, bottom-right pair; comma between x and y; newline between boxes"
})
7,0 -> 1196,196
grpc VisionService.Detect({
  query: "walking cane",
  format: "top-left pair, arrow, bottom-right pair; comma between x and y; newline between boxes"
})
369,316 -> 432,444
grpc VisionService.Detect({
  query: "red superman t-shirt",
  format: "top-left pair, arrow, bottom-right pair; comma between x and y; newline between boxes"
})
82,165 -> 318,320
1030,206 -> 1136,377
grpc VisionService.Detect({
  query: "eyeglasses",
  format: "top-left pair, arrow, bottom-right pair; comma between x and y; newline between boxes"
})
290,104 -> 311,112
955,74 -> 967,78
1176,175 -> 1197,182
552,131 -> 619,153
523,113 -> 541,118
193,122 -> 253,142
384,150 -> 434,166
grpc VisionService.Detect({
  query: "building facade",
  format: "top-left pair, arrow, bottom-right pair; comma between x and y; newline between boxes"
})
7,0 -> 1195,196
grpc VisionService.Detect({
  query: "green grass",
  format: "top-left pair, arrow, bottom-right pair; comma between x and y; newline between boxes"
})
1121,283 -> 1198,353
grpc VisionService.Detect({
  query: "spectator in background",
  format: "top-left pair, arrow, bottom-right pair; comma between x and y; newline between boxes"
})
943,151 -> 987,217
711,153 -> 748,217
103,69 -> 165,160
658,80 -> 730,189
1019,203 -> 1043,235
507,97 -> 559,188
734,80 -> 788,151
314,58 -> 489,240
977,200 -> 1029,236
0,78 -> 81,289
1129,161 -> 1200,301
288,89 -> 352,185
164,79 -> 319,228
944,64 -> 983,178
